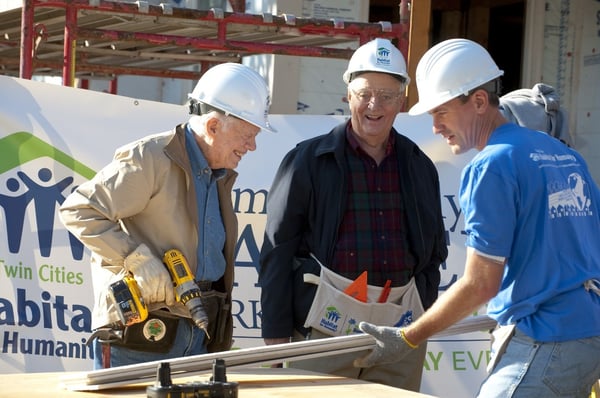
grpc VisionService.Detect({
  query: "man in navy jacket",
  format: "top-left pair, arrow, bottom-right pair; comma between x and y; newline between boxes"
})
259,38 -> 448,391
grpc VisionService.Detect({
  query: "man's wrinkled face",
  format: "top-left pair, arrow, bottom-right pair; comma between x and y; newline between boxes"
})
211,116 -> 260,169
347,73 -> 404,142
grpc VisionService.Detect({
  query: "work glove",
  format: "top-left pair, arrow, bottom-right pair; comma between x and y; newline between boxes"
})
124,243 -> 175,306
353,321 -> 417,368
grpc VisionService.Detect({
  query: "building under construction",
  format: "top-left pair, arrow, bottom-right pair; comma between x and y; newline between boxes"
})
0,0 -> 598,218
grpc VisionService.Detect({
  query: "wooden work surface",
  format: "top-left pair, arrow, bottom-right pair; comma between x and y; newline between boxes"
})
0,367 -> 438,397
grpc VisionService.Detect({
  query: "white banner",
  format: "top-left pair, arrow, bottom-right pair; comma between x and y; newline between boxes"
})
0,75 -> 488,397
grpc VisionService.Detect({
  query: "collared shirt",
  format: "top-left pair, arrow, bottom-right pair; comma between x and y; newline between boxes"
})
331,124 -> 414,287
185,124 -> 226,282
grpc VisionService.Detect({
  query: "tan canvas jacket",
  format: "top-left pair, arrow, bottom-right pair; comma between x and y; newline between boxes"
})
59,123 -> 237,353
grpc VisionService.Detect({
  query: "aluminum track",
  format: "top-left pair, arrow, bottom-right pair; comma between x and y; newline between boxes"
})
61,315 -> 497,391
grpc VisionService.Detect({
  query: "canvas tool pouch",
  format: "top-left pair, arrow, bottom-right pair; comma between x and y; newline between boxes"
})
486,324 -> 516,373
113,310 -> 180,353
303,263 -> 424,337
199,289 -> 229,345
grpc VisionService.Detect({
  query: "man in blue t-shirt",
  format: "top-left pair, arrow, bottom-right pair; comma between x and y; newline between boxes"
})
354,38 -> 600,398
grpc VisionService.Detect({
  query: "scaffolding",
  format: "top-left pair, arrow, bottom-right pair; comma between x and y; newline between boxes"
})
0,0 -> 410,88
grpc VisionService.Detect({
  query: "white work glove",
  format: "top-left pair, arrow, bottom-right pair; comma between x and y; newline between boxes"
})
353,321 -> 417,368
124,243 -> 175,306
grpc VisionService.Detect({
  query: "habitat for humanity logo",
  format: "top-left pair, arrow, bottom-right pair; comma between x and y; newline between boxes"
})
376,46 -> 392,67
0,132 -> 95,260
318,305 -> 360,335
319,305 -> 342,333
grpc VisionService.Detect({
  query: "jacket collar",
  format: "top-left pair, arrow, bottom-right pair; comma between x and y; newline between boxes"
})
165,123 -> 238,182
313,119 -> 416,160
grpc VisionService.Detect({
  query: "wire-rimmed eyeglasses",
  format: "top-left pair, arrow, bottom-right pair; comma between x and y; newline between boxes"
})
349,87 -> 403,106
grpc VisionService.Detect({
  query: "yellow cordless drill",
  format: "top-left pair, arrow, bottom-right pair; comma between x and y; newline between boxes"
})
162,249 -> 210,337
108,249 -> 210,338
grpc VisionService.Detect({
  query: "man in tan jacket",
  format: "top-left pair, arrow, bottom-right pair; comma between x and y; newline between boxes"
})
60,62 -> 274,368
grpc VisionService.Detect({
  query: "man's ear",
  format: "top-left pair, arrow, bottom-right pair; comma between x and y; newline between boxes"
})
205,115 -> 220,137
472,89 -> 489,112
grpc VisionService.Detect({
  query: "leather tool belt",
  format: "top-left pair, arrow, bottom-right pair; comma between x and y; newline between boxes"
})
199,289 -> 229,345
88,310 -> 180,353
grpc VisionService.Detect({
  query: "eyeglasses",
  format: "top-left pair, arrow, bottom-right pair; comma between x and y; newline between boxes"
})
349,87 -> 403,106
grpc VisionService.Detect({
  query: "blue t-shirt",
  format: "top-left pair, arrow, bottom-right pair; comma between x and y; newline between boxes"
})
460,123 -> 600,341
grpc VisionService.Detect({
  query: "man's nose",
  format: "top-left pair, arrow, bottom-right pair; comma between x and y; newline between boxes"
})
366,96 -> 384,108
246,137 -> 257,151
431,118 -> 443,135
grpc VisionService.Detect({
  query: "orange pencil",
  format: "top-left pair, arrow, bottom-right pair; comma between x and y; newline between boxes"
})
377,279 -> 392,303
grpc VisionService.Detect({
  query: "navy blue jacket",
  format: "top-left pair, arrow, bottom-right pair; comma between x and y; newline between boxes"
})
259,121 -> 448,338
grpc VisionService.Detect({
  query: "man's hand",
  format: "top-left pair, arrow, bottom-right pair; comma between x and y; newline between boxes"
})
124,243 -> 175,306
353,321 -> 416,368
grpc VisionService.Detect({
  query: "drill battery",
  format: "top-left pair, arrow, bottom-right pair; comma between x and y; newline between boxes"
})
108,275 -> 148,327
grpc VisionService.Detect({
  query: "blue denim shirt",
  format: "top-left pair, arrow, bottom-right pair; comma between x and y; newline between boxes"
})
185,124 -> 226,282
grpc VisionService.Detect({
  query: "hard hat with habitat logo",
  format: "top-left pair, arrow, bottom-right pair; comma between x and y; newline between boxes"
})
408,38 -> 504,115
188,62 -> 275,133
342,38 -> 410,85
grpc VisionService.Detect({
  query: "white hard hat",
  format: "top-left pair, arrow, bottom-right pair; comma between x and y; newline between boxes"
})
188,62 -> 275,133
408,38 -> 504,115
342,38 -> 410,85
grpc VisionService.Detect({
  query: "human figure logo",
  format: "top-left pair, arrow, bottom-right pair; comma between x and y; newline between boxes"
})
0,132 -> 95,259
